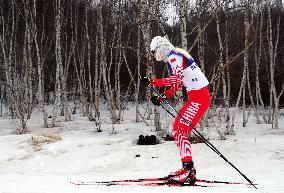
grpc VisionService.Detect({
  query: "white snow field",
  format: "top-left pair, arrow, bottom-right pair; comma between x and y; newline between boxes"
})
0,106 -> 283,193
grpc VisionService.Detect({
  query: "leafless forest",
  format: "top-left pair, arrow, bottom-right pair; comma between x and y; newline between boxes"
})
0,0 -> 283,135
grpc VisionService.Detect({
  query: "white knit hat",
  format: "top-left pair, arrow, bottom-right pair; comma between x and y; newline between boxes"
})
150,36 -> 174,62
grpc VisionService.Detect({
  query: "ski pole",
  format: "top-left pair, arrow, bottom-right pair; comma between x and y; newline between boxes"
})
151,87 -> 257,189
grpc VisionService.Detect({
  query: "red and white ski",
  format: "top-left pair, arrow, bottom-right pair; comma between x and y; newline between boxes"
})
70,176 -> 257,187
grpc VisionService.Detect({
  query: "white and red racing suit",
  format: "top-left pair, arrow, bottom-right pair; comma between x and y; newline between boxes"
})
152,48 -> 211,162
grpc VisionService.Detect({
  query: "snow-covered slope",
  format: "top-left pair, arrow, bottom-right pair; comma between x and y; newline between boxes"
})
0,107 -> 283,193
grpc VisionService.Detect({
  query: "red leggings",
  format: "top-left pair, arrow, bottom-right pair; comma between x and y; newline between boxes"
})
172,87 -> 211,163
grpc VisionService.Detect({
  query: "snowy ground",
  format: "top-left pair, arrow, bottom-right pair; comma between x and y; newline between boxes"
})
0,105 -> 284,193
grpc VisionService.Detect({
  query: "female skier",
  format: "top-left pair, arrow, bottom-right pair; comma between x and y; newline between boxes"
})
142,36 -> 211,184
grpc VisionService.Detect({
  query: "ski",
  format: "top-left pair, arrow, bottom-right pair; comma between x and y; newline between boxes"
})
71,180 -> 211,187
71,176 -> 257,187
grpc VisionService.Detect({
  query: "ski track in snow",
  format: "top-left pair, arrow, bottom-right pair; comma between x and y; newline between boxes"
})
0,108 -> 284,193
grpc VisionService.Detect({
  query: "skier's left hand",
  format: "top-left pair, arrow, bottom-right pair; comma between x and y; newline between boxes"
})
150,95 -> 163,106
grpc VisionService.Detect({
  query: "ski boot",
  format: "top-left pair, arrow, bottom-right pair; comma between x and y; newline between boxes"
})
168,161 -> 196,185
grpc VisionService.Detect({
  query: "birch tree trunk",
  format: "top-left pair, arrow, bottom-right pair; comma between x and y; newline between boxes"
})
176,0 -> 188,110
215,4 -> 228,132
73,2 -> 89,117
197,0 -> 210,130
267,0 -> 282,129
0,0 -> 17,117
135,27 -> 142,123
6,0 -> 35,134
267,0 -> 273,125
98,3 -> 120,124
197,0 -> 205,73
138,0 -> 153,120
254,10 -> 266,124
1,0 -> 34,133
22,0 -> 33,121
112,3 -> 123,121
211,1 -> 232,134
94,19 -> 102,131
242,2 -> 251,127
61,1 -> 72,122
179,0 -> 188,50
138,0 -> 162,133
0,84 -> 3,116
52,0 -> 63,127
224,19 -> 232,133
32,0 -> 48,128
231,2 -> 252,129
85,5 -> 94,120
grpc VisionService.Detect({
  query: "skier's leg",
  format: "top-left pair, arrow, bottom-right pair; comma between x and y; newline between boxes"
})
172,101 -> 194,162
172,87 -> 211,162
169,87 -> 210,183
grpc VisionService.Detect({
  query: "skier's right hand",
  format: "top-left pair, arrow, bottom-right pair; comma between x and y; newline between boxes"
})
141,76 -> 153,87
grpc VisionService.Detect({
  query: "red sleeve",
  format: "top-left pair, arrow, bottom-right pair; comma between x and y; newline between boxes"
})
164,82 -> 183,98
152,75 -> 182,87
152,75 -> 183,98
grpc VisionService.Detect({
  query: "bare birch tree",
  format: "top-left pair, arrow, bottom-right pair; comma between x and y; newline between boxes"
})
85,4 -> 93,119
93,9 -> 102,131
137,0 -> 163,133
254,6 -> 267,124
32,0 -> 49,128
231,1 -> 254,129
73,1 -> 89,117
0,1 -> 32,133
97,2 -> 120,124
175,0 -> 188,110
6,0 -> 35,133
206,0 -> 233,134
266,0 -> 283,129
121,18 -> 142,123
135,27 -> 142,123
111,2 -> 123,122
196,0 -> 208,130
83,2 -> 101,131
215,1 -> 231,133
0,0 -> 17,118
52,0 -> 63,126
138,0 -> 153,120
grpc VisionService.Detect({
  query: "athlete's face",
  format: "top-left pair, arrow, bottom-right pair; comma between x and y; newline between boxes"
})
151,49 -> 163,62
